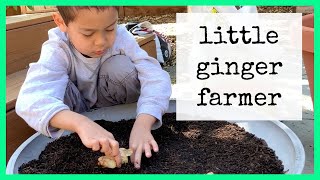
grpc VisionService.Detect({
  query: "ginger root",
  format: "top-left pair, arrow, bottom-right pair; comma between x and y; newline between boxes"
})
98,156 -> 117,168
98,148 -> 133,168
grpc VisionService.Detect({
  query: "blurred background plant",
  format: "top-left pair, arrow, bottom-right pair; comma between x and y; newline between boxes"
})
6,6 -> 58,16
6,6 -> 34,16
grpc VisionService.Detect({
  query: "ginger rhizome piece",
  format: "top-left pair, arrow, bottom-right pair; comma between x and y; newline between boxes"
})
98,148 -> 133,168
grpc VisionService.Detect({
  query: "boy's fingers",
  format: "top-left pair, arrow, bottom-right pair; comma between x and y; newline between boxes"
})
150,140 -> 159,152
106,132 -> 115,140
114,153 -> 121,168
129,144 -> 137,163
109,139 -> 121,167
109,139 -> 120,156
130,150 -> 135,164
134,146 -> 143,169
144,143 -> 152,158
99,139 -> 111,154
91,139 -> 100,151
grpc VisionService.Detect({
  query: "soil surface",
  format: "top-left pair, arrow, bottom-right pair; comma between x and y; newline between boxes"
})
19,113 -> 284,174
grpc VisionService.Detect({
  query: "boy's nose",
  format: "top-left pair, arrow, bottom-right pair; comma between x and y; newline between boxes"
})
94,34 -> 107,47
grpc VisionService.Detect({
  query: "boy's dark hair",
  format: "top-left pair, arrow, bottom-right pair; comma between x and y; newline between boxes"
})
56,6 -> 119,25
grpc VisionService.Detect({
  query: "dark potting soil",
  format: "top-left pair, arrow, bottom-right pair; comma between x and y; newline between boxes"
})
19,113 -> 284,174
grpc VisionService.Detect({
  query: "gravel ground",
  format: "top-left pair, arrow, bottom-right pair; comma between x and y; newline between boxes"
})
257,6 -> 295,13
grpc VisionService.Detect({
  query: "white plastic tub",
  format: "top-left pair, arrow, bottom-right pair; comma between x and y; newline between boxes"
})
6,100 -> 305,174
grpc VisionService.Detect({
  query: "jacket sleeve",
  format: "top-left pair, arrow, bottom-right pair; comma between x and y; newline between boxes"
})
16,41 -> 70,138
118,27 -> 172,130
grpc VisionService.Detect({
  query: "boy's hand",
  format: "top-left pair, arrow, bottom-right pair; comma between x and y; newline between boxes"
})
76,119 -> 121,168
129,114 -> 158,169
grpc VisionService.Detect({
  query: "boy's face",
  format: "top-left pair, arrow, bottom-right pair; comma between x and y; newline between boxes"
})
55,8 -> 118,58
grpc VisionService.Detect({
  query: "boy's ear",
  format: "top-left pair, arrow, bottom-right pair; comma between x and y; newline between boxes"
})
52,12 -> 67,32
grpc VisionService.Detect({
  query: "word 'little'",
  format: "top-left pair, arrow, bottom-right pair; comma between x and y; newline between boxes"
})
199,26 -> 278,44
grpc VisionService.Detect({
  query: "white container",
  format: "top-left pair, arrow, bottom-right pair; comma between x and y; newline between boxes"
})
6,100 -> 305,174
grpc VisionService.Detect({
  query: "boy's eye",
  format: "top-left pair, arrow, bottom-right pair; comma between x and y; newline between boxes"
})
83,33 -> 93,37
105,28 -> 114,32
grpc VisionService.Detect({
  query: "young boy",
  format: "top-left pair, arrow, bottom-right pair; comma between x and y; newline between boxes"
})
16,6 -> 171,169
